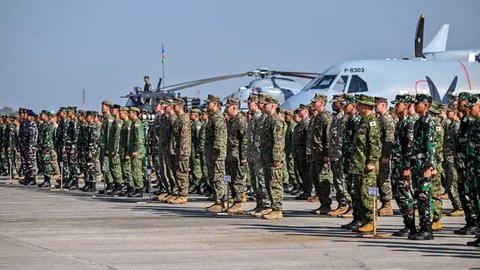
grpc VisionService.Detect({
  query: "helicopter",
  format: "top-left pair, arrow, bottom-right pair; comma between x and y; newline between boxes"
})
121,69 -> 320,112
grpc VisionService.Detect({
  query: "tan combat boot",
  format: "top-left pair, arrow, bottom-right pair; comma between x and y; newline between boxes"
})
156,193 -> 169,201
206,203 -> 226,213
242,194 -> 247,203
378,201 -> 394,216
327,204 -> 349,217
229,203 -> 243,214
169,196 -> 188,205
447,209 -> 465,217
432,220 -> 443,231
262,210 -> 283,220
339,209 -> 354,218
440,193 -> 449,200
254,208 -> 272,218
352,221 -> 374,233
307,195 -> 319,202
161,194 -> 173,203
166,196 -> 178,204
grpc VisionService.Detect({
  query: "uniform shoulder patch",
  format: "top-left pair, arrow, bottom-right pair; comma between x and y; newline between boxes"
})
436,127 -> 441,132
369,121 -> 377,127
135,123 -> 140,127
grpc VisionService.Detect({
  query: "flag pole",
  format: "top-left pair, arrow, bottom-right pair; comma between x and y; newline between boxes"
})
162,43 -> 166,89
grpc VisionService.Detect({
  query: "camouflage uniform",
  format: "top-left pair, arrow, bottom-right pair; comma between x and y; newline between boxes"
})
431,113 -> 444,223
226,109 -> 248,204
329,108 -> 350,207
56,116 -> 69,179
84,116 -> 99,183
170,110 -> 191,197
443,118 -> 462,210
166,113 -> 178,194
307,107 -> 333,209
292,115 -> 310,194
284,117 -> 297,185
100,112 -> 114,184
24,118 -> 38,180
38,116 -> 54,180
205,109 -> 227,204
107,116 -> 124,184
120,118 -> 132,187
261,111 -> 285,211
349,111 -> 381,223
198,119 -> 209,187
4,121 -> 19,177
150,114 -> 163,189
343,112 -> 361,209
66,116 -> 80,187
410,110 -> 437,227
467,112 -> 480,245
376,109 -> 395,203
190,118 -> 203,187
0,120 -> 6,174
129,117 -> 145,190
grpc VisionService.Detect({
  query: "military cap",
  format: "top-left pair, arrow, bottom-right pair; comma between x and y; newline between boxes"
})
102,100 -> 113,106
26,110 -> 37,117
78,110 -> 86,116
119,106 -> 129,112
112,104 -> 121,109
278,108 -> 286,114
311,93 -> 327,103
265,95 -> 279,104
172,98 -> 185,106
414,93 -> 433,104
202,108 -> 209,114
356,94 -> 376,106
86,110 -> 98,117
457,92 -> 472,101
190,108 -> 201,114
437,103 -> 448,111
285,110 -> 294,117
298,104 -> 309,111
329,94 -> 344,103
204,94 -> 221,103
225,97 -> 241,107
244,94 -> 258,103
374,96 -> 388,103
391,94 -> 413,104
58,107 -> 66,112
428,101 -> 440,114
129,107 -> 140,113
257,93 -> 267,103
18,108 -> 25,113
40,110 -> 50,116
446,104 -> 458,112
467,96 -> 480,108
342,94 -> 356,106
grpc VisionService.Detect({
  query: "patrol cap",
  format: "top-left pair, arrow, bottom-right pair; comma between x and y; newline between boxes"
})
467,95 -> 480,108
190,108 -> 201,114
278,108 -> 286,114
356,94 -> 376,106
119,106 -> 129,112
297,104 -> 309,111
129,107 -> 140,113
457,92 -> 472,101
437,103 -> 448,111
414,93 -> 433,104
428,101 -> 440,115
86,110 -> 97,117
342,94 -> 356,106
225,97 -> 241,107
329,94 -> 344,103
244,94 -> 258,103
374,96 -> 388,103
174,98 -> 186,106
257,93 -> 267,103
265,95 -> 279,105
284,110 -> 294,117
102,100 -> 113,106
310,93 -> 327,103
26,110 -> 37,117
204,94 -> 221,103
40,110 -> 51,116
202,108 -> 208,114
446,104 -> 458,112
111,104 -> 121,109
78,110 -> 86,117
391,94 -> 414,105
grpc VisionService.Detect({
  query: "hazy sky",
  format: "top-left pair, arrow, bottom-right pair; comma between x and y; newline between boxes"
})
1,0 -> 479,111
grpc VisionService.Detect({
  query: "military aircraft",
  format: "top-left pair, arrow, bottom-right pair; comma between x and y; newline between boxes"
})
121,69 -> 319,111
281,15 -> 480,110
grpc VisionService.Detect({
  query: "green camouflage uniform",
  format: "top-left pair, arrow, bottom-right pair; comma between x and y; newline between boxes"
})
198,120 -> 209,187
205,110 -> 227,204
128,118 -> 145,189
284,120 -> 297,185
226,112 -> 248,203
343,113 -> 361,202
349,113 -> 381,223
329,110 -> 350,207
377,111 -> 395,203
166,114 -> 178,193
85,121 -> 99,182
107,117 -> 124,184
101,114 -> 114,183
248,110 -> 269,208
190,120 -> 203,187
411,113 -> 437,226
260,113 -> 285,211
292,117 -> 310,192
66,118 -> 80,183
307,110 -> 333,207
431,115 -> 444,222
120,119 -> 132,186
170,112 -> 191,197
0,122 -> 6,174
466,116 -> 480,225
56,118 -> 69,179
38,120 -> 54,178
443,119 -> 462,210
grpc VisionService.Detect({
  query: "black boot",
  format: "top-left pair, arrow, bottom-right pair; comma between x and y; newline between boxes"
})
454,222 -> 479,235
68,179 -> 78,190
467,237 -> 480,247
392,219 -> 417,237
85,182 -> 97,192
408,222 -> 434,240
112,183 -> 124,196
24,177 -> 37,186
341,219 -> 363,230
19,177 -> 28,185
80,181 -> 90,191
38,176 -> 51,188
129,188 -> 143,198
144,180 -> 151,193
105,183 -> 115,195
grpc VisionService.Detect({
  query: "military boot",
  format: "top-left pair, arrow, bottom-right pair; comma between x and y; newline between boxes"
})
466,237 -> 480,247
19,178 -> 28,185
85,182 -> 97,192
37,176 -> 51,188
254,208 -> 273,218
24,177 -> 37,186
105,183 -> 115,195
169,196 -> 188,204
262,210 -> 283,220
446,209 -> 465,217
352,221 -> 374,233
80,181 -> 90,191
340,219 -> 363,230
454,222 -> 479,235
378,201 -> 394,216
229,203 -> 243,214
408,222 -> 434,240
111,183 -> 124,196
432,220 -> 443,231
295,192 -> 311,200
339,209 -> 354,218
327,204 -> 349,217
307,195 -> 319,202
129,188 -> 143,198
68,179 -> 78,190
206,202 -> 226,213
392,219 -> 416,237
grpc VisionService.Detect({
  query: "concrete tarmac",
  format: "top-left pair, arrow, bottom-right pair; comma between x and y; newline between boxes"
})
0,177 -> 479,270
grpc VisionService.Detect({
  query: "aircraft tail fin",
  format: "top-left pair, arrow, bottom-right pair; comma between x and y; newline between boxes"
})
424,24 -> 449,53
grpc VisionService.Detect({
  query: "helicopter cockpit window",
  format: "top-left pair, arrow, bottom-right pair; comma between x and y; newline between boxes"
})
347,75 -> 368,93
332,75 -> 349,92
310,75 -> 336,90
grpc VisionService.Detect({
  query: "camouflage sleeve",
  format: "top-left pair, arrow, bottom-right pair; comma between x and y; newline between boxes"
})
403,120 -> 415,167
131,122 -> 144,153
367,120 -> 382,165
113,122 -> 122,154
179,116 -> 191,157
272,118 -> 285,162
382,116 -> 395,159
46,124 -> 54,149
424,119 -> 437,170
213,116 -> 227,156
323,113 -> 332,157
198,124 -> 206,154
239,116 -> 248,161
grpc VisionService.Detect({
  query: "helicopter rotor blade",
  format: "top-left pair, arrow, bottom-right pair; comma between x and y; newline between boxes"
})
162,73 -> 248,92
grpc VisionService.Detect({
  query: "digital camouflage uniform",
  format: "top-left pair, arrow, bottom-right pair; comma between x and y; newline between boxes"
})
376,109 -> 395,203
38,117 -> 54,179
170,111 -> 191,197
431,113 -> 444,223
120,118 -> 132,186
128,117 -> 145,190
443,118 -> 462,210
198,119 -> 209,187
190,118 -> 203,187
329,108 -> 350,207
349,111 -> 381,223
292,115 -> 310,194
226,109 -> 248,204
107,116 -> 124,184
25,119 -> 38,179
84,118 -> 99,183
261,111 -> 285,211
284,118 -> 297,185
205,109 -> 227,204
